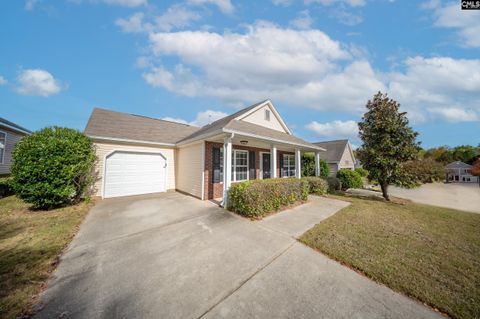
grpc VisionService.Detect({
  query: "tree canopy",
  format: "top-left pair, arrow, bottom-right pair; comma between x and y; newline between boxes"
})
357,92 -> 420,200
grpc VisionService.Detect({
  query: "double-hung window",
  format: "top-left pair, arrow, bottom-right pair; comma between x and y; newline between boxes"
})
232,150 -> 248,182
0,131 -> 5,164
283,154 -> 295,177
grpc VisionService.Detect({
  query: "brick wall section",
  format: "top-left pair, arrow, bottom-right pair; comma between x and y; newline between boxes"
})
204,141 -> 294,200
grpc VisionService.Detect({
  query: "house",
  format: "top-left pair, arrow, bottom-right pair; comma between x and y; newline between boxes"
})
0,118 -> 31,176
313,139 -> 355,176
445,161 -> 479,183
84,100 -> 325,204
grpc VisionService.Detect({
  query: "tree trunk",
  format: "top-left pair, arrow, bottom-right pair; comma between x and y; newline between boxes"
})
380,182 -> 390,201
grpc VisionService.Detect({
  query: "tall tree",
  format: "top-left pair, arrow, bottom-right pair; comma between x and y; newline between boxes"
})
471,158 -> 480,187
357,92 -> 420,201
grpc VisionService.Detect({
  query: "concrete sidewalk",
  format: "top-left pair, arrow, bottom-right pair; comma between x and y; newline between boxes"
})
34,192 -> 443,319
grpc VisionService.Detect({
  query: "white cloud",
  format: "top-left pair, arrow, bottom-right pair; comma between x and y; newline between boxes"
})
16,69 -> 63,97
290,10 -> 314,30
428,107 -> 479,123
329,7 -> 363,25
430,1 -> 480,47
116,6 -> 201,33
0,76 -> 7,85
25,0 -> 39,10
101,0 -> 146,7
306,120 -> 359,140
187,0 -> 234,14
163,109 -> 228,126
305,0 -> 366,7
272,0 -> 293,6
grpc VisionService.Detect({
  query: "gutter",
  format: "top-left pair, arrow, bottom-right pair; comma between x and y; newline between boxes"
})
88,135 -> 176,147
0,123 -> 31,135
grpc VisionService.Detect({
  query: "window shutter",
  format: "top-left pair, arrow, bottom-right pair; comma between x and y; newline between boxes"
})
212,147 -> 221,183
249,151 -> 256,180
279,154 -> 284,177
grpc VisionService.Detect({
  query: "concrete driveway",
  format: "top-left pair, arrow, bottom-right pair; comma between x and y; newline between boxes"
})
390,182 -> 480,213
35,192 -> 442,319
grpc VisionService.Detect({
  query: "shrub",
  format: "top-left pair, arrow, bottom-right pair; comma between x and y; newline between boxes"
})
326,176 -> 342,193
336,169 -> 363,190
303,177 -> 328,195
11,127 -> 96,209
301,153 -> 330,178
228,178 -> 309,218
401,158 -> 444,186
0,177 -> 14,198
355,167 -> 369,178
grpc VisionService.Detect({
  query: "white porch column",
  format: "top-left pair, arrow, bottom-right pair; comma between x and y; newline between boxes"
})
315,152 -> 321,177
271,144 -> 277,178
222,135 -> 233,207
295,149 -> 302,179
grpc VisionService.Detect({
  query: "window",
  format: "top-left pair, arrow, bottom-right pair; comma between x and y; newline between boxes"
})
265,109 -> 270,121
232,150 -> 248,182
0,131 -> 5,164
283,154 -> 295,177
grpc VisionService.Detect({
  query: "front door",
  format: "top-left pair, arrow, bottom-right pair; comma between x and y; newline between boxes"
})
262,153 -> 271,179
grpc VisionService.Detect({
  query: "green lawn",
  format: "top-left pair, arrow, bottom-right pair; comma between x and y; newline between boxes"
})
0,196 -> 93,318
300,195 -> 480,319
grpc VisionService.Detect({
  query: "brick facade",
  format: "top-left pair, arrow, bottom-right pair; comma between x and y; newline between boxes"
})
204,141 -> 294,200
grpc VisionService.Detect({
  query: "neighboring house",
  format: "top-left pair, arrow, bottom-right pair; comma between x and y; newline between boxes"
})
445,161 -> 479,183
84,100 -> 325,203
313,139 -> 356,176
0,118 -> 31,176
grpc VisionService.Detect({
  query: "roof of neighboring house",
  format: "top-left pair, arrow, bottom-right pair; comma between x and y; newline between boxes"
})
313,139 -> 351,163
445,161 -> 472,169
85,101 -> 324,151
84,108 -> 200,145
0,117 -> 31,135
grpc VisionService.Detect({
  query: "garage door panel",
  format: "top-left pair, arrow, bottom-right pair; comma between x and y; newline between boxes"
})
104,151 -> 167,198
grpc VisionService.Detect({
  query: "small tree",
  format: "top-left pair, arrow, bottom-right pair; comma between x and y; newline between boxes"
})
357,92 -> 420,201
471,158 -> 480,187
11,127 -> 96,209
301,153 -> 329,178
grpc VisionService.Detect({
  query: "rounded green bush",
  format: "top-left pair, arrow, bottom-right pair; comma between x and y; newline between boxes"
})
303,177 -> 328,195
355,167 -> 369,178
326,176 -> 342,193
336,169 -> 363,190
11,127 -> 96,209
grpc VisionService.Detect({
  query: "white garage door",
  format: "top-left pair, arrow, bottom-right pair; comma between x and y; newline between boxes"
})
104,151 -> 167,198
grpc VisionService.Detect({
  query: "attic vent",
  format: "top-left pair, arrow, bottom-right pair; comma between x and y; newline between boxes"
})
265,109 -> 270,121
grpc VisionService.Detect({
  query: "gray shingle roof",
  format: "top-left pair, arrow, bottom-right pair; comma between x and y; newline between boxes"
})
85,101 -> 323,150
445,161 -> 472,169
0,117 -> 31,134
84,108 -> 200,145
313,139 -> 349,162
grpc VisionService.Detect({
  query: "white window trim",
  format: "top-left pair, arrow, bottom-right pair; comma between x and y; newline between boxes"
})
283,154 -> 295,177
0,130 -> 6,165
232,149 -> 249,182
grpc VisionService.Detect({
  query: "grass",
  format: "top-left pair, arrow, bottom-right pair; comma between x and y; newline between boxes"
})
0,196 -> 93,318
300,195 -> 480,319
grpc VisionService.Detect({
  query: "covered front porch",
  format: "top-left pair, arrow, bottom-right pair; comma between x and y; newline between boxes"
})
203,132 -> 325,205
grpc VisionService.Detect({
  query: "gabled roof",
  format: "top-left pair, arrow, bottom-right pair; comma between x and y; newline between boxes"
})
0,117 -> 31,135
84,108 -> 200,145
445,161 -> 472,169
313,139 -> 352,162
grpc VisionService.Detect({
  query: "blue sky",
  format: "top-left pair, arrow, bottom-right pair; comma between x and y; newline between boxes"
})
1,0 -> 479,148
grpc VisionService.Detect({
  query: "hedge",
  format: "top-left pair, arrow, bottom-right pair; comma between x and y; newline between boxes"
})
326,176 -> 342,193
336,169 -> 363,190
303,177 -> 328,195
228,178 -> 309,218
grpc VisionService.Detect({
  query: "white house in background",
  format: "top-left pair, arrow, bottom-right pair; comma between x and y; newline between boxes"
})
313,139 -> 356,176
0,118 -> 31,176
84,100 -> 325,205
445,161 -> 479,183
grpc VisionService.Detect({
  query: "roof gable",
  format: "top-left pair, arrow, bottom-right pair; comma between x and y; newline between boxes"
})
235,100 -> 291,134
314,139 -> 354,163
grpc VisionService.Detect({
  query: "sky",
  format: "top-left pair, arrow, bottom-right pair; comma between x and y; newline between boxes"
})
0,0 -> 479,149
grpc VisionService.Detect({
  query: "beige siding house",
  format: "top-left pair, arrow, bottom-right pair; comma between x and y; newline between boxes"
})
313,139 -> 356,176
84,100 -> 325,205
0,118 -> 31,176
